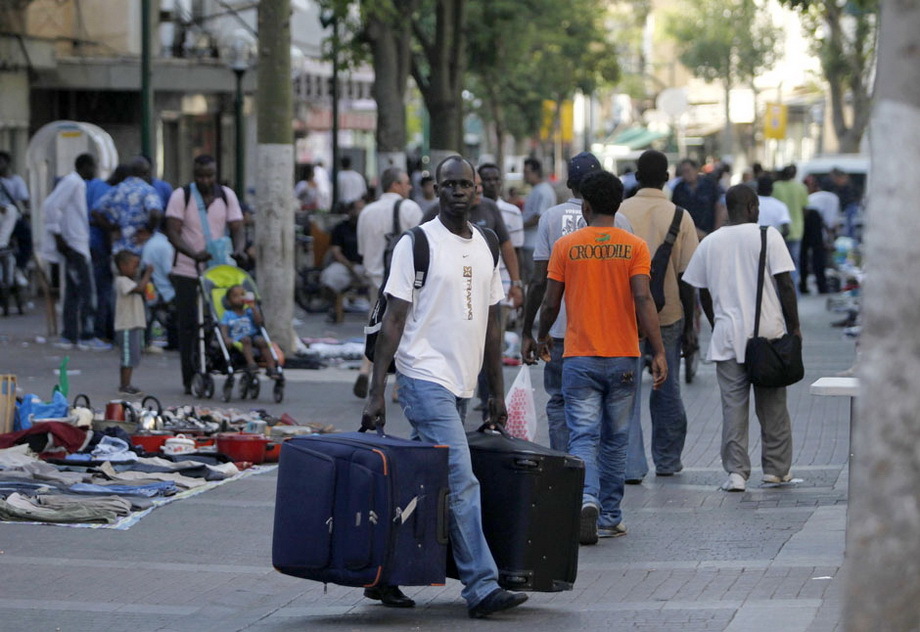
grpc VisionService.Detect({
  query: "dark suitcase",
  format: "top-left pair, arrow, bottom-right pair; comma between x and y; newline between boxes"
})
272,428 -> 450,587
450,424 -> 584,592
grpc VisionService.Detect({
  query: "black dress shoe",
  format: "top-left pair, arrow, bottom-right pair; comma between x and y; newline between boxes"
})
363,585 -> 415,608
468,588 -> 528,618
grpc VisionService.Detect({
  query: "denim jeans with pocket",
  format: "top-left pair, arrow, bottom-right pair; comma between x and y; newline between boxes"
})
396,373 -> 499,606
562,356 -> 636,528
543,337 -> 568,451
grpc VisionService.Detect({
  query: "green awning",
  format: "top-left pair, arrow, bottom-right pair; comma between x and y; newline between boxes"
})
604,127 -> 668,149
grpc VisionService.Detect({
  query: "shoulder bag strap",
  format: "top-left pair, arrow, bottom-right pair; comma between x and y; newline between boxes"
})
392,198 -> 404,234
190,182 -> 213,243
665,206 -> 683,245
753,226 -> 768,338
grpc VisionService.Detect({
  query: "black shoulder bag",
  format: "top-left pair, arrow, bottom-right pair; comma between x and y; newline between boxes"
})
744,226 -> 804,388
649,206 -> 684,312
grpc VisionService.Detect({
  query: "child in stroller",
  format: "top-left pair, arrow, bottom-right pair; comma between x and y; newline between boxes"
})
219,284 -> 278,378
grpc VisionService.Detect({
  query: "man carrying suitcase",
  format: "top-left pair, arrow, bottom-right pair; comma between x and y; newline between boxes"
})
362,155 -> 528,618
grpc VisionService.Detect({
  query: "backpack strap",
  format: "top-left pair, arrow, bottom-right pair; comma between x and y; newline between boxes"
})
408,225 -> 429,289
183,183 -> 228,209
392,199 -> 404,235
665,206 -> 683,246
471,224 -> 500,268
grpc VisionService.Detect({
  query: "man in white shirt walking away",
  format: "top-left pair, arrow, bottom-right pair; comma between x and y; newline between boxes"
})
682,185 -> 801,492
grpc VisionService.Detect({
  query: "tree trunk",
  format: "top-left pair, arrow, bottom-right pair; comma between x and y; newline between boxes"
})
823,1 -> 872,154
844,1 -> 920,629
366,2 -> 416,177
722,80 -> 734,162
255,0 -> 297,352
412,0 -> 467,160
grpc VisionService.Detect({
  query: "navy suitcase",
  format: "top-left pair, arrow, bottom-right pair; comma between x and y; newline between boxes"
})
449,424 -> 584,592
272,428 -> 450,587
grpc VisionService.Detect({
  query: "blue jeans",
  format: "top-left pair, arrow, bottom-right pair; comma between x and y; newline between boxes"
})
562,356 -> 636,527
61,251 -> 96,343
396,374 -> 499,606
544,337 -> 568,451
625,354 -> 648,480
91,246 -> 114,340
626,322 -> 688,476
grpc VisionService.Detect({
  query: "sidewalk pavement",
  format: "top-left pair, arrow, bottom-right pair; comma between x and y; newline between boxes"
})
0,293 -> 855,631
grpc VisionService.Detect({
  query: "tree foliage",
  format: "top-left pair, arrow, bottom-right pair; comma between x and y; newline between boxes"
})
665,0 -> 781,91
318,0 -> 623,161
780,0 -> 877,152
465,0 -> 620,161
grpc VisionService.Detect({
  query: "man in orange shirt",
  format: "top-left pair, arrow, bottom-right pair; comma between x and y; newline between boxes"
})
536,170 -> 667,545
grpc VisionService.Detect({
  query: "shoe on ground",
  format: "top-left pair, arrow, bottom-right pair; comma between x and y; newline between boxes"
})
625,477 -> 644,485
78,338 -> 113,351
53,337 -> 75,349
598,522 -> 628,538
720,472 -> 746,492
363,585 -> 415,608
762,473 -> 794,484
118,385 -> 144,396
468,588 -> 528,619
353,373 -> 369,399
656,464 -> 684,477
144,344 -> 164,354
579,503 -> 599,545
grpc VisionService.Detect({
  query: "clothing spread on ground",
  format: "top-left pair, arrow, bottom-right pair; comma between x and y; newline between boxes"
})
547,226 -> 650,359
0,423 -> 277,529
385,219 -> 504,398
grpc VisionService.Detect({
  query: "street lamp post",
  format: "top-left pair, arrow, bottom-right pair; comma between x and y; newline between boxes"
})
221,30 -> 257,201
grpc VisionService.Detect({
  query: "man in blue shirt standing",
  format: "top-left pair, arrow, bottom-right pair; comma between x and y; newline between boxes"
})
95,156 -> 163,255
135,222 -> 177,352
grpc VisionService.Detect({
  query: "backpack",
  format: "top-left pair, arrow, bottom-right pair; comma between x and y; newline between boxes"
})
364,223 -> 500,368
649,206 -> 684,312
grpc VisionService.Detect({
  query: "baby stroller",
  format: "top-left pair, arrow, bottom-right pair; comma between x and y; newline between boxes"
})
189,265 -> 286,403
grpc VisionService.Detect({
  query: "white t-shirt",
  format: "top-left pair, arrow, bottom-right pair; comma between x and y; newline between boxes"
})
683,224 -> 795,363
808,190 -> 841,230
496,198 -> 524,294
385,219 -> 504,398
533,199 -> 633,339
357,192 -> 423,288
757,196 -> 791,231
41,171 -> 90,262
337,169 -> 367,205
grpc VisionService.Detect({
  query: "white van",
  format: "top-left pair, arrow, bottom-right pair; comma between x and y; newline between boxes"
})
797,154 -> 869,192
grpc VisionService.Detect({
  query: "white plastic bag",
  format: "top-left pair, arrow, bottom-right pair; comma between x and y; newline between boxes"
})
504,365 -> 537,442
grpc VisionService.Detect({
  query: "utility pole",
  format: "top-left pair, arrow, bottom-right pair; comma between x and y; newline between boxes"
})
844,0 -> 920,629
255,0 -> 297,351
140,0 -> 153,161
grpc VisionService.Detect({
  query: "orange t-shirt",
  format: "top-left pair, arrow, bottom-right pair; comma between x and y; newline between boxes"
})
547,226 -> 651,358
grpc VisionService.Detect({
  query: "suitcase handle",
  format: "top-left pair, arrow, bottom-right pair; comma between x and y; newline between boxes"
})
475,421 -> 511,437
436,487 -> 449,544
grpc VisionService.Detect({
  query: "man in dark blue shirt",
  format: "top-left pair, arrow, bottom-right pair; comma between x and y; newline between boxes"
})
672,159 -> 724,238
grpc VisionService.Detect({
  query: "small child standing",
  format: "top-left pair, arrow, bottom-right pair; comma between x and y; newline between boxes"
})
113,250 -> 153,395
219,284 -> 277,376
